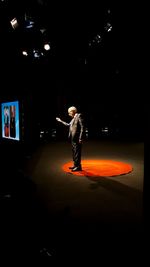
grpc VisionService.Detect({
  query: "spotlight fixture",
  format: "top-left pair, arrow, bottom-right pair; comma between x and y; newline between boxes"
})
40,28 -> 46,34
33,49 -> 44,58
104,22 -> 112,32
25,20 -> 34,29
22,50 -> 28,56
88,33 -> 102,47
10,17 -> 19,29
44,43 -> 50,50
95,34 -> 101,43
33,49 -> 40,58
24,13 -> 34,29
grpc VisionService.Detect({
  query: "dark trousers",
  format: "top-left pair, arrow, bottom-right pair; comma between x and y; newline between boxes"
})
71,141 -> 82,167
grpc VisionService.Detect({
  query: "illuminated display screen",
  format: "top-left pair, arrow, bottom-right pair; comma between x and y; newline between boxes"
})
1,101 -> 20,141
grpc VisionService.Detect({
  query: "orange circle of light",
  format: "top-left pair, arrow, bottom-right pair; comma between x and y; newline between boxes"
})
62,160 -> 133,177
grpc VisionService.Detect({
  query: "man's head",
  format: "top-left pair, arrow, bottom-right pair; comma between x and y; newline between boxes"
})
68,106 -> 77,118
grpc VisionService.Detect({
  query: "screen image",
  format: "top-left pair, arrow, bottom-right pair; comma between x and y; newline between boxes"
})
1,101 -> 20,141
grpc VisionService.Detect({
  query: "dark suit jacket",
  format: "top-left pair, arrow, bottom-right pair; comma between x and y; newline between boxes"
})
61,113 -> 85,142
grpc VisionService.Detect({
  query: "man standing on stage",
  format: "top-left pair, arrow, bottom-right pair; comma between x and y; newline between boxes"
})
56,106 -> 85,171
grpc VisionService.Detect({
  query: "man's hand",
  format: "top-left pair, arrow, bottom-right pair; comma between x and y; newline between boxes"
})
56,117 -> 61,122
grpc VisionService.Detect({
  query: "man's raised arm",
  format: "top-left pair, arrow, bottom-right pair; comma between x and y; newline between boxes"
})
56,117 -> 70,126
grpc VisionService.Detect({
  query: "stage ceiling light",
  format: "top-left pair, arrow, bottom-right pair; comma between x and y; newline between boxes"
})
10,17 -> 19,29
22,50 -> 28,56
44,43 -> 50,50
24,13 -> 34,29
104,22 -> 112,32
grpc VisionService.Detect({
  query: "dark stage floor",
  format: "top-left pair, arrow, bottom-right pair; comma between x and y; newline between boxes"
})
0,139 -> 144,262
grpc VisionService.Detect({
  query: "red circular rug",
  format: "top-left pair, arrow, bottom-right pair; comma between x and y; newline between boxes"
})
62,159 -> 133,178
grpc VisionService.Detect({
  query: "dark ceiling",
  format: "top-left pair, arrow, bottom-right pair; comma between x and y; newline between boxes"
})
0,1 -> 143,105
0,1 -> 130,60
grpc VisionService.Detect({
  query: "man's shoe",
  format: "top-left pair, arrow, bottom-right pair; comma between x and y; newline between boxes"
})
71,167 -> 82,172
69,166 -> 75,169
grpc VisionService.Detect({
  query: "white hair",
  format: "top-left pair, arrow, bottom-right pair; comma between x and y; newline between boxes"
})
68,106 -> 77,113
